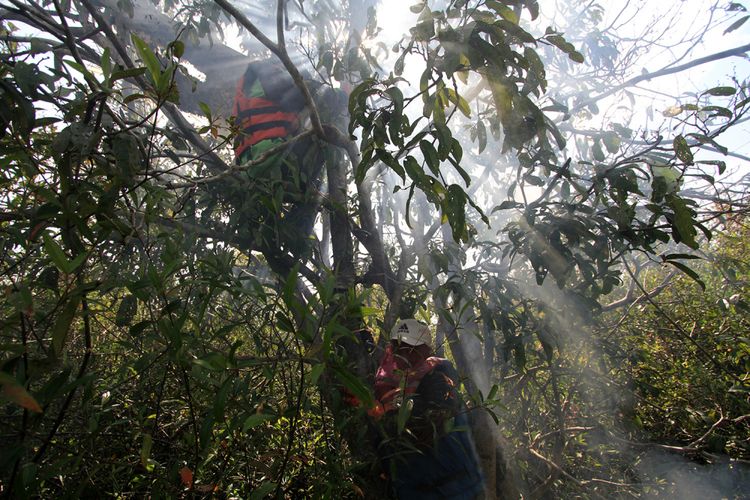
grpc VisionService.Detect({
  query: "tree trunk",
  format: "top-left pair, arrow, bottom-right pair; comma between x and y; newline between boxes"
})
439,298 -> 522,499
435,227 -> 522,499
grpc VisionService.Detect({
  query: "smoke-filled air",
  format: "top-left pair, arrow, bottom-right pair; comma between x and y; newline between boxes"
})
1,0 -> 749,497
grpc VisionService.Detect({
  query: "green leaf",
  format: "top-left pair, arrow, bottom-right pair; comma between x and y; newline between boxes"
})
432,92 -> 446,124
447,156 -> 471,187
396,395 -> 412,435
39,266 -> 60,291
497,20 -> 536,44
29,38 -> 50,55
376,149 -> 406,182
62,59 -> 96,82
127,278 -> 153,301
140,433 -> 153,471
308,363 -> 325,385
131,34 -> 161,84
526,0 -> 540,19
546,34 -> 576,55
198,103 -> 213,122
487,384 -> 499,401
386,86 -> 404,117
700,106 -> 732,118
250,481 -> 278,500
420,140 -> 440,176
129,320 -> 151,337
67,253 -> 87,273
537,330 -> 554,360
696,160 -> 726,175
592,141 -> 605,162
445,184 -> 468,242
666,261 -> 705,291
122,93 -> 147,104
157,65 -> 176,99
52,294 -> 81,357
446,89 -> 471,117
110,67 -> 147,82
101,48 -> 112,83
169,40 -> 185,58
667,194 -> 698,250
602,132 -> 621,154
411,11 -> 435,41
43,233 -> 69,272
568,51 -> 585,63
115,295 -> 138,327
673,135 -> 694,165
476,119 -> 487,154
194,352 -> 228,371
242,413 -> 275,432
0,372 -> 43,413
724,15 -> 749,33
457,93 -> 471,117
492,200 -> 523,212
663,253 -> 701,261
451,138 -> 463,164
333,366 -> 373,407
486,1 -> 518,23
199,414 -> 214,449
543,118 -> 567,152
525,47 -> 547,90
702,86 -> 736,97
43,235 -> 85,275
317,50 -> 334,74
403,156 -> 424,188
467,196 -> 489,226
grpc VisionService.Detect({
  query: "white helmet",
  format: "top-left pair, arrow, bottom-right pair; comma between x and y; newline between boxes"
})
390,319 -> 432,347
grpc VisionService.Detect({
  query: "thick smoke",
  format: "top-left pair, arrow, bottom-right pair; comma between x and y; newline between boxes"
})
637,450 -> 750,499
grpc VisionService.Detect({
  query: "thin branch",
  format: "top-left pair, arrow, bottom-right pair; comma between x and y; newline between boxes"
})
276,0 -> 285,50
688,414 -> 726,448
163,130 -> 315,188
602,269 -> 677,312
33,294 -> 93,463
698,144 -> 750,163
528,448 -> 582,486
572,43 -> 750,114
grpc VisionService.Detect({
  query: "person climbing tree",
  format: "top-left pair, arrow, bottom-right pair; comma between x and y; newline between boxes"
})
230,57 -> 347,273
371,319 -> 485,499
232,58 -> 320,262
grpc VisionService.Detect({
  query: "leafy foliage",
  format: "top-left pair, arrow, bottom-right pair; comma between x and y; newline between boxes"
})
614,224 -> 750,459
1,0 -> 749,497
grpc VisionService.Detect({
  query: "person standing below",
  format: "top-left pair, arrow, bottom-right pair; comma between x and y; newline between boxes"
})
371,319 -> 485,499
